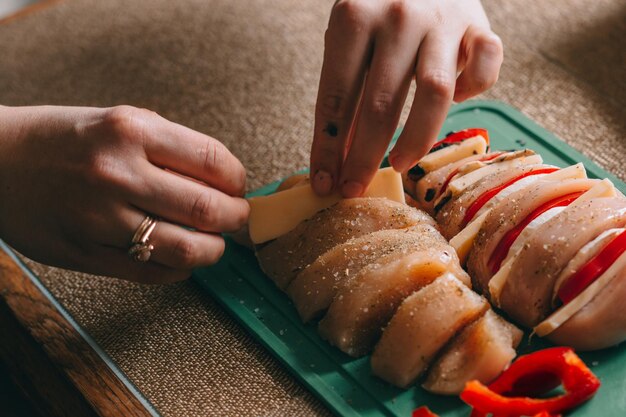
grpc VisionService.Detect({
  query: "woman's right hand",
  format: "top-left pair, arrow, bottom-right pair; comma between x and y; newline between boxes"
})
0,105 -> 249,284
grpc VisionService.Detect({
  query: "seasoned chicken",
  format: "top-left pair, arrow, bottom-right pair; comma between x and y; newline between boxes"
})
256,198 -> 434,289
437,163 -> 554,239
318,231 -> 470,357
414,153 -> 491,214
467,178 -> 599,296
370,274 -> 488,388
541,251 -> 626,350
498,197 -> 626,327
287,224 -> 435,322
422,310 -> 522,395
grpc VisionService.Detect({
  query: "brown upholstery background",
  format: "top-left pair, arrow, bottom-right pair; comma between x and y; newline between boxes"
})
0,0 -> 624,416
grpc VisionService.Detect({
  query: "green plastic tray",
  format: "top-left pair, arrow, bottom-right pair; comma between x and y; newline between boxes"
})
193,100 -> 626,417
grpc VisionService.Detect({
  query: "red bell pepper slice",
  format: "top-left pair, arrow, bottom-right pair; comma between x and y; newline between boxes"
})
461,347 -> 600,417
488,191 -> 584,274
437,152 -> 504,198
462,167 -> 560,227
431,128 -> 490,153
412,406 -> 439,417
557,228 -> 626,304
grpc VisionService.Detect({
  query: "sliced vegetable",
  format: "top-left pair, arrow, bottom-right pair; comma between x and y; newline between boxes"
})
461,347 -> 600,417
463,167 -> 560,227
557,229 -> 626,304
488,191 -> 585,274
412,406 -> 439,417
431,128 -> 490,153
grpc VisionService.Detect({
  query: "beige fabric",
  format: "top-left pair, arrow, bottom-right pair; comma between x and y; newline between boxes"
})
0,0 -> 624,416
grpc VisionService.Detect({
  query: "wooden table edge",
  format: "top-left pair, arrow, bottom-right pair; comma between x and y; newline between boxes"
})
0,240 -> 160,417
0,0 -> 64,25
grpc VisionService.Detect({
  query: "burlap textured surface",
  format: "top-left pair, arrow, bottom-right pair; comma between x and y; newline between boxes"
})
0,0 -> 624,416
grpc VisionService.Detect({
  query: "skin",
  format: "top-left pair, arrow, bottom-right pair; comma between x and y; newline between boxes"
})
0,105 -> 249,284
310,0 -> 503,197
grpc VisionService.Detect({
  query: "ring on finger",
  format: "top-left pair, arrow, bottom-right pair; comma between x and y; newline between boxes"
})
128,215 -> 159,262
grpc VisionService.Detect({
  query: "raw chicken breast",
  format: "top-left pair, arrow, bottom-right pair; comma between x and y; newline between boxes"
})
414,153 -> 491,215
422,310 -> 522,395
467,178 -> 599,296
287,224 -> 434,322
543,251 -> 626,350
370,274 -> 488,388
318,232 -> 470,357
256,198 -> 434,289
499,197 -> 626,327
437,163 -> 553,239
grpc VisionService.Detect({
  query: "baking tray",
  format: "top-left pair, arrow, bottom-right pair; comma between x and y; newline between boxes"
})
193,100 -> 626,417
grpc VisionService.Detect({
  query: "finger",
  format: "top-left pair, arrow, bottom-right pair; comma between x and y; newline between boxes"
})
454,26 -> 503,103
117,107 -> 247,197
310,0 -> 375,195
338,5 -> 424,197
103,207 -> 226,271
130,161 -> 249,233
389,31 -> 460,173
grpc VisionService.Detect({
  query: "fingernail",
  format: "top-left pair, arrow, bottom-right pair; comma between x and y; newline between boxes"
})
312,170 -> 333,195
389,153 -> 411,173
341,180 -> 364,198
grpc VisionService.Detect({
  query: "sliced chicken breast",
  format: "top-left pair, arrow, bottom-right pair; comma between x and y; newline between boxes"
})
541,251 -> 626,350
498,197 -> 626,327
437,163 -> 554,239
422,310 -> 522,395
256,198 -> 434,289
370,274 -> 488,388
287,224 -> 434,322
318,233 -> 470,357
467,178 -> 599,296
414,153 -> 491,215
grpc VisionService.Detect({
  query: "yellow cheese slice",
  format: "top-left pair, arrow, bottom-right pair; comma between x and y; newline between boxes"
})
248,167 -> 406,244
417,136 -> 488,173
552,228 -> 625,302
489,177 -> 616,304
449,164 -> 586,267
450,211 -> 489,265
534,250 -> 626,337
448,155 -> 544,196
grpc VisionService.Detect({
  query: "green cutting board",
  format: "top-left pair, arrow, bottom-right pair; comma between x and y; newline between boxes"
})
193,100 -> 626,417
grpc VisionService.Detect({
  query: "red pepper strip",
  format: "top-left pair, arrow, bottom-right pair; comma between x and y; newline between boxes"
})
462,168 -> 559,227
431,128 -> 490,152
437,152 -> 504,198
461,347 -> 600,416
557,228 -> 626,304
412,406 -> 439,417
488,191 -> 585,274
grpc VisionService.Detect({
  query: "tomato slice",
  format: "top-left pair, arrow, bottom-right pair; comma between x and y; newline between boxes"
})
557,229 -> 626,304
462,167 -> 560,227
430,128 -> 489,153
437,152 -> 504,198
488,191 -> 585,274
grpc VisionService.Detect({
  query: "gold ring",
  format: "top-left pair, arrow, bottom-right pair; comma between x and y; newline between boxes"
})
128,215 -> 158,262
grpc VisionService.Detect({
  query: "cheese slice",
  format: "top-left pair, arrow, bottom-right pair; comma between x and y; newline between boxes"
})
534,250 -> 626,336
489,177 -> 616,304
417,136 -> 487,173
450,211 -> 489,265
447,155 -> 544,196
248,167 -> 406,244
489,206 -> 566,305
552,228 -> 625,303
449,164 -> 585,265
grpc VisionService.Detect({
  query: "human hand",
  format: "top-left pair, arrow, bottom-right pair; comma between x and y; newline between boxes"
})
310,0 -> 503,197
0,105 -> 249,283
